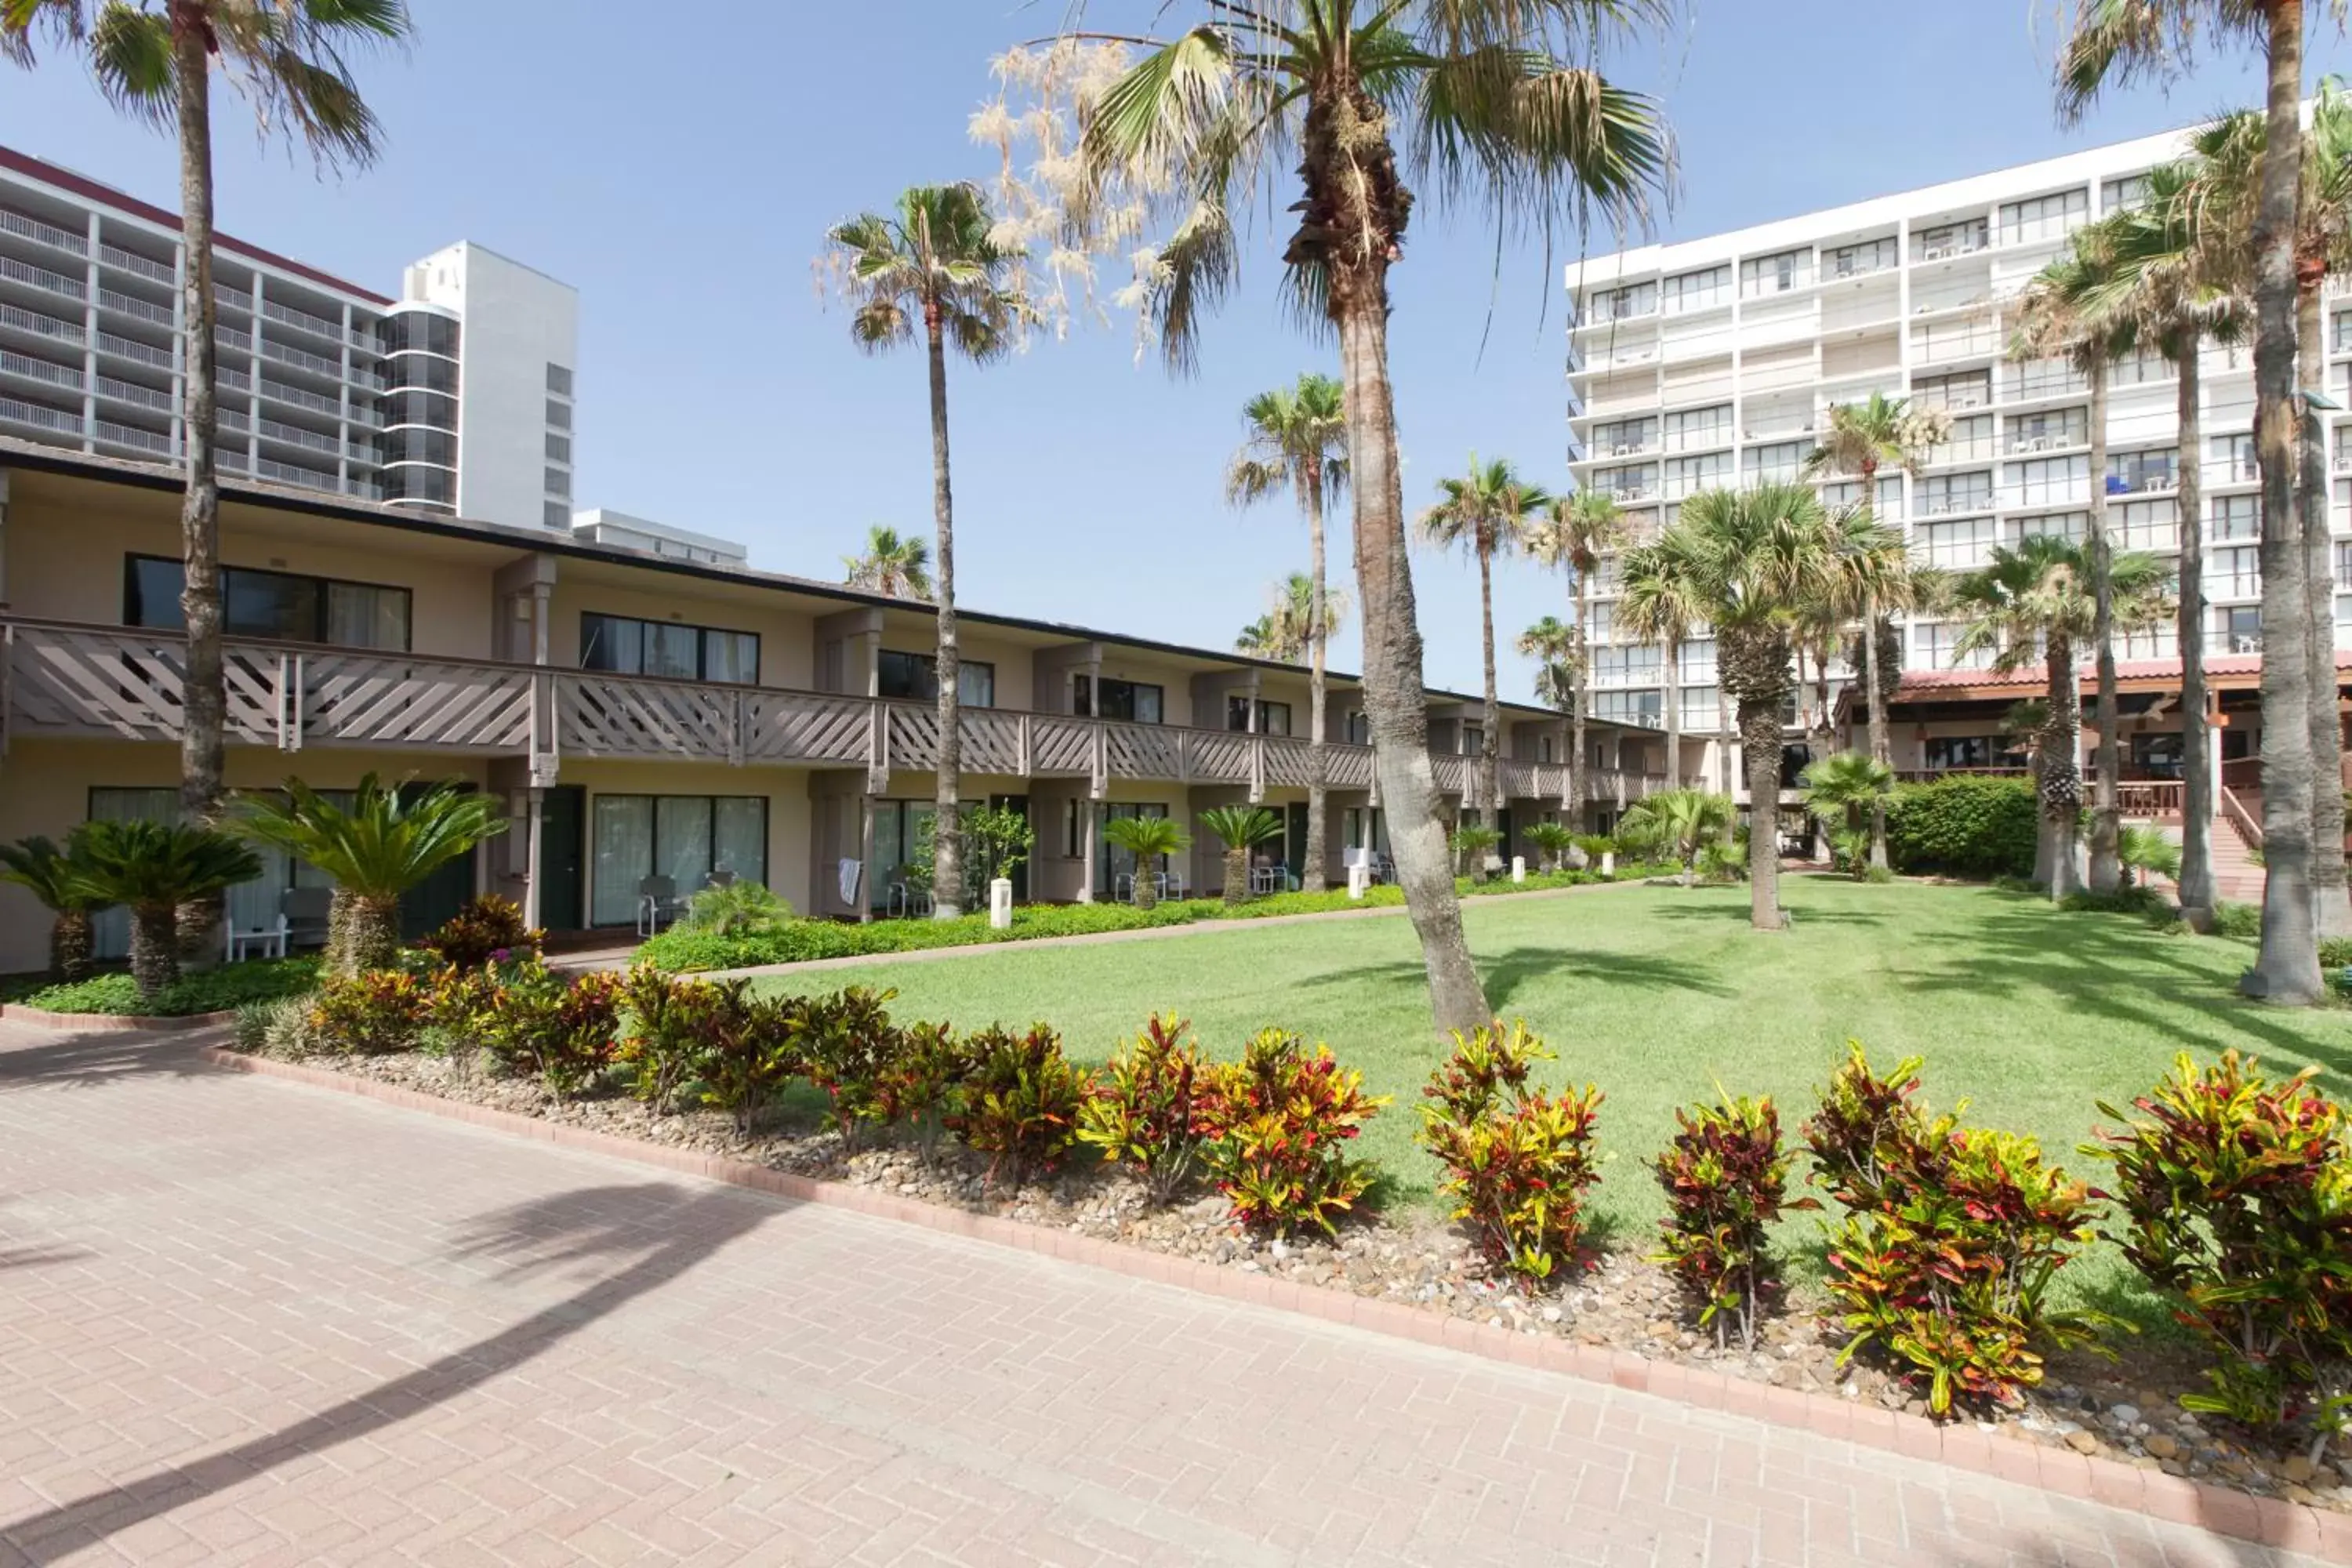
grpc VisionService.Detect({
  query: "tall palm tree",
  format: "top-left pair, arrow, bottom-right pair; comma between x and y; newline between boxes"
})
1803,393 -> 1951,869
2057,0 -> 2346,1000
1515,615 -> 1578,803
1619,527 -> 1711,812
983,3 -> 1671,1035
2081,154 -> 2249,927
4,1 -> 409,833
1418,457 -> 1552,826
843,525 -> 935,599
1235,572 -> 1349,662
1671,482 -> 1847,931
1526,489 -> 1627,834
1950,535 -> 2176,902
822,183 -> 1030,921
1228,372 -> 1350,892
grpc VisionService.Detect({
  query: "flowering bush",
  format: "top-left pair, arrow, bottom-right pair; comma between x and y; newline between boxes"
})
477,962 -> 624,1098
1198,1028 -> 1388,1236
1414,1020 -> 1602,1286
1079,1013 -> 1210,1203
1652,1093 -> 1813,1349
309,969 -> 427,1055
416,895 -> 542,971
790,985 -> 904,1153
2091,1051 -> 2352,1430
949,1022 -> 1091,1187
1804,1043 -> 2104,1414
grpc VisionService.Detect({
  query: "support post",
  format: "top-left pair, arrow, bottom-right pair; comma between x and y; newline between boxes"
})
1080,799 -> 1098,905
524,786 -> 544,930
858,795 -> 877,924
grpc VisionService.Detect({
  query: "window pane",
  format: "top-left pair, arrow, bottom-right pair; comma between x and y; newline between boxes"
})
1134,684 -> 1163,724
643,622 -> 698,680
703,630 -> 757,684
656,797 -> 713,893
580,614 -> 641,673
224,567 -> 319,641
715,798 -> 764,886
1259,702 -> 1291,736
590,797 -> 653,925
878,650 -> 932,700
325,582 -> 410,650
957,662 -> 993,707
1227,695 -> 1252,732
125,557 -> 186,630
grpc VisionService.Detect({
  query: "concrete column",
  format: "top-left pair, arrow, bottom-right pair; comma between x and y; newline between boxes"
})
1079,800 -> 1098,904
858,797 -> 876,924
523,787 -> 544,929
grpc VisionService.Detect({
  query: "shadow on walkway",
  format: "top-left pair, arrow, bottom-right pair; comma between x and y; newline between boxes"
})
0,1026 -> 225,1091
0,1181 -> 777,1564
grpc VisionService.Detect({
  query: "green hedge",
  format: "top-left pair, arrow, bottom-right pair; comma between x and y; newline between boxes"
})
1886,775 -> 2038,880
5,956 -> 321,1018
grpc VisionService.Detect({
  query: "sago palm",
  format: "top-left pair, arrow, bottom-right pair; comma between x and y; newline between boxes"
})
1420,457 -> 1552,825
1521,820 -> 1576,873
843,524 -> 935,599
2057,0 -> 2347,1002
1102,815 -> 1189,912
978,1 -> 1671,1036
1799,752 -> 1896,879
1200,804 -> 1285,906
1619,787 -> 1734,889
68,818 -> 260,1002
1228,372 -> 1350,891
3,0 -> 409,829
1449,822 -> 1501,883
0,835 -> 110,983
237,775 -> 507,977
1526,488 -> 1627,833
822,183 -> 1030,921
1619,525 -> 1712,813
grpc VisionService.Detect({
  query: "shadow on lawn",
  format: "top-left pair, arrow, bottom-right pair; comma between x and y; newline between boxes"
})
1643,899 -> 1890,927
1298,947 -> 1733,1015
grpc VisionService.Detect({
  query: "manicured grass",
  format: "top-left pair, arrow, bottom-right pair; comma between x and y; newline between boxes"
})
757,877 -> 2352,1324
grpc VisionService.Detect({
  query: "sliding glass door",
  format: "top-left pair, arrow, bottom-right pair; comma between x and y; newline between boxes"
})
590,794 -> 768,927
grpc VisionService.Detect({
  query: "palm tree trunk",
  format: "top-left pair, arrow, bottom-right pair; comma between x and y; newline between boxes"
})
1335,285 -> 1489,1035
50,910 -> 93,985
338,891 -> 402,978
2087,359 -> 2123,895
2245,0 -> 2324,1003
2299,283 -> 2351,935
1571,579 -> 1589,835
2176,339 -> 2216,924
1224,844 -> 1247,906
924,307 -> 965,921
129,903 -> 180,1004
1740,690 -> 1786,930
1304,466 -> 1329,893
2045,636 -> 2085,901
1478,542 -> 1501,824
173,27 -> 223,830
1860,458 -> 1893,872
1661,638 -> 1682,795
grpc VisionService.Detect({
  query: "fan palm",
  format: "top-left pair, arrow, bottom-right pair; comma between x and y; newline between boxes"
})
1236,572 -> 1351,662
821,183 -> 1030,921
1800,752 -> 1896,879
1200,804 -> 1286,906
0,835 -> 109,983
1449,822 -> 1502,883
1619,525 -> 1713,820
4,1 -> 410,830
843,524 -> 934,599
1619,788 -> 1735,889
1526,489 -> 1627,833
1804,394 -> 1949,869
2057,0 -> 2347,1000
1420,457 -> 1552,823
237,775 -> 507,977
1229,372 -> 1350,891
1102,815 -> 1190,912
1950,535 -> 2175,903
67,818 -> 260,1001
2118,822 -> 2184,888
1515,615 -> 1579,802
979,2 -> 1671,1036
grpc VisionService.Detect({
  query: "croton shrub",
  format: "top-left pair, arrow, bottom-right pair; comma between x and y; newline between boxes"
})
1415,1020 -> 1602,1287
1196,1027 -> 1388,1236
1652,1093 -> 1813,1351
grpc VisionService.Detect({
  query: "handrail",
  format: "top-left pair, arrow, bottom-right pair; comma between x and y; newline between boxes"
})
2220,786 -> 2263,850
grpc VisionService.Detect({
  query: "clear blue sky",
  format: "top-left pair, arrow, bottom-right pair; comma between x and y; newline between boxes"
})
1,3 -> 2339,699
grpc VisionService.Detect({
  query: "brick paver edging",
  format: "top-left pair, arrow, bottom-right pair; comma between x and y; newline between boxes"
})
198,1040 -> 2352,1563
0,1002 -> 235,1032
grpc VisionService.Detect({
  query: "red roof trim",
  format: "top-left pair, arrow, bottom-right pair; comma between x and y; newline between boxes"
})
1891,648 -> 2352,697
0,146 -> 394,306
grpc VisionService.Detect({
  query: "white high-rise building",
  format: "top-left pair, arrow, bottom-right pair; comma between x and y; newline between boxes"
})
0,146 -> 579,532
1563,121 -> 2343,732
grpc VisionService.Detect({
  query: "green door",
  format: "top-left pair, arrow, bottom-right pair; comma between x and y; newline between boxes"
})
539,786 -> 585,931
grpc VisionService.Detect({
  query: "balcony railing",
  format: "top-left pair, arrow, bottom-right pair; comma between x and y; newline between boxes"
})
0,254 -> 86,301
1,205 -> 88,256
98,243 -> 171,285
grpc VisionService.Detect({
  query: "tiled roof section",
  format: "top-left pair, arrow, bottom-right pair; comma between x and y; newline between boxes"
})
1892,650 -> 2352,698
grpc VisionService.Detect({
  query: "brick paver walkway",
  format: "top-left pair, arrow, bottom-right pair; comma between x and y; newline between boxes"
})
0,1022 -> 2325,1567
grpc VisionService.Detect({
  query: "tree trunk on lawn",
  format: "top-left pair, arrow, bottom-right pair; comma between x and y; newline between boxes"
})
337,891 -> 402,978
925,305 -> 965,921
2087,358 -> 2123,895
1723,626 -> 1790,930
1860,457 -> 1893,872
2299,280 -> 2351,935
1477,538 -> 1501,826
1570,575 -> 1588,837
1133,855 -> 1158,912
1305,458 -> 1330,892
50,910 -> 93,985
2043,635 -> 2085,902
129,904 -> 180,1003
1661,635 -> 1682,796
173,29 -> 227,961
2176,338 -> 2216,925
1223,844 -> 1247,907
2245,0 -> 2323,1003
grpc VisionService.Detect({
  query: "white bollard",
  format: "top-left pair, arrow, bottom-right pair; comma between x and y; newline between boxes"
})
1511,855 -> 1526,884
1347,862 -> 1370,901
1601,851 -> 1616,880
989,877 -> 1014,930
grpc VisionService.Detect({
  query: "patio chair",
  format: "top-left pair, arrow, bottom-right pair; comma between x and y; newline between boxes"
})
636,875 -> 686,937
282,885 -> 332,950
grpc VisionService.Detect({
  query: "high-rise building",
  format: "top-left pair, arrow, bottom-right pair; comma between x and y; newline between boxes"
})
1562,121 -> 2340,735
0,146 -> 578,532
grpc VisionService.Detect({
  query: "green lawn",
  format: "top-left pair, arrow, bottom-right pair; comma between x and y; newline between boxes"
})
758,877 -> 2352,1320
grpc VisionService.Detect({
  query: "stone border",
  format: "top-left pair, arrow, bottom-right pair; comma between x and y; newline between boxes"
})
198,1043 -> 2350,1563
1,1004 -> 237,1033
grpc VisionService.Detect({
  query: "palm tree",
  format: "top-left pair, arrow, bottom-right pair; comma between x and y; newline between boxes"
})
822,183 -> 1029,922
1200,804 -> 1286,906
1228,372 -> 1350,892
4,2 -> 410,833
237,775 -> 507,977
1450,821 -> 1501,882
1521,820 -> 1577,873
1102,815 -> 1189,912
1803,394 -> 1950,869
1618,788 -> 1735,889
67,818 -> 259,1001
1236,572 -> 1350,663
1419,457 -> 1552,824
2057,0 -> 2346,1001
1950,535 -> 2176,901
1800,752 -> 1896,878
982,3 -> 1671,1035
0,835 -> 108,983
1620,527 -> 1712,813
1526,489 -> 1627,834
843,525 -> 934,599
1671,483 -> 1849,930
1515,615 -> 1579,806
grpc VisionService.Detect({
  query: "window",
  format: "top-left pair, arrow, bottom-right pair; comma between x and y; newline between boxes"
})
1998,189 -> 2088,244
546,398 -> 572,430
2016,510 -> 2087,545
1661,264 -> 1730,313
2110,347 -> 2173,387
2007,455 -> 2087,508
589,794 -> 765,927
1739,248 -> 1809,298
381,389 -> 457,429
2118,498 -> 2179,552
1912,620 -> 1987,670
1073,674 -> 1163,724
2212,603 -> 2263,651
1663,404 -> 1732,452
2005,408 -> 2086,452
1913,218 -> 1987,260
2336,540 -> 2352,586
1225,696 -> 1290,735
878,648 -> 995,707
1093,802 -> 1172,895
579,612 -> 760,684
545,466 -> 572,499
2211,494 -> 2260,541
1594,689 -> 1661,724
2336,311 -> 2352,354
2213,546 -> 2262,601
1345,710 -> 1370,746
1913,370 -> 1991,412
1925,735 -> 1995,771
1921,517 -> 2000,570
543,500 -> 569,530
2009,358 -> 2087,400
1820,475 -> 1902,520
2107,448 -> 2178,494
1663,451 -> 1730,499
386,427 -> 458,468
2211,433 -> 2259,485
1594,461 -> 1657,500
1919,470 -> 1994,515
2102,173 -> 2151,212
546,363 -> 573,397
1592,416 -> 1657,456
546,433 -> 571,463
1679,638 -> 1718,683
386,353 -> 459,395
382,464 -> 455,506
1824,236 -> 1897,279
1588,281 -> 1656,321
126,554 -> 410,650
1929,415 -> 1995,464
1458,722 -> 1484,756
1342,807 -> 1388,857
1592,645 -> 1661,685
1741,439 -> 1809,485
